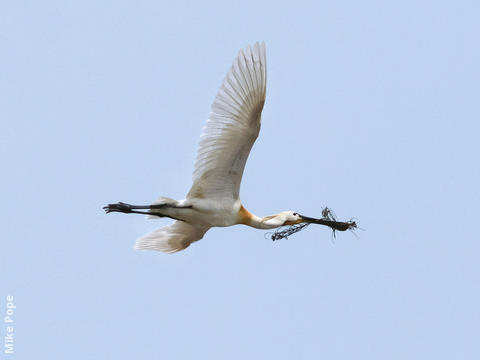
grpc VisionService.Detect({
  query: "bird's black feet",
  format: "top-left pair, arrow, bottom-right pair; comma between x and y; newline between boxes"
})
103,201 -> 192,217
103,202 -> 134,214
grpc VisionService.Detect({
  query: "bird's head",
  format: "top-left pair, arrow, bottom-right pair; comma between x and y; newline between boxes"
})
279,211 -> 344,227
279,211 -> 304,226
259,211 -> 303,228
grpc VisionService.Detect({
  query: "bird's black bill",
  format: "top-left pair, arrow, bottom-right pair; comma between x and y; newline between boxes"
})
269,207 -> 357,242
299,214 -> 357,232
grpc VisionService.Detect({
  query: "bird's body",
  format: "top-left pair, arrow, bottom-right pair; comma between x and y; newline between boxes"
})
147,197 -> 297,229
105,42 -> 355,253
150,197 -> 242,228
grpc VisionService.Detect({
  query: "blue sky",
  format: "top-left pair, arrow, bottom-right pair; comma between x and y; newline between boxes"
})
1,1 -> 479,359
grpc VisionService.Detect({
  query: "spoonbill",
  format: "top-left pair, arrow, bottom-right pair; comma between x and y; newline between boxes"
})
104,42 -> 354,253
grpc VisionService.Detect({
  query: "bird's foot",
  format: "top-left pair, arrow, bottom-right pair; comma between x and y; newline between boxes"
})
103,202 -> 133,214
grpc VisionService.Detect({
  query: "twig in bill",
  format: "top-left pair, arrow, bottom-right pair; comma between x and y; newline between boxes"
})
269,206 -> 357,241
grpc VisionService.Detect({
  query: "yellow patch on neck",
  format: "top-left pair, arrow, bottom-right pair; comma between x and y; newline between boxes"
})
237,205 -> 254,225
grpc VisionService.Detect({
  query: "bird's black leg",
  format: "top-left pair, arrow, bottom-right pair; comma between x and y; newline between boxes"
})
103,202 -> 192,220
104,202 -> 192,212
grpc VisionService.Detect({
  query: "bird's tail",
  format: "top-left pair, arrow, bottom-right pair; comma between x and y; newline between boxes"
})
134,221 -> 210,253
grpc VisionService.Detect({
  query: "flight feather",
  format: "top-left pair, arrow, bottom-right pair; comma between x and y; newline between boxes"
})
187,42 -> 267,201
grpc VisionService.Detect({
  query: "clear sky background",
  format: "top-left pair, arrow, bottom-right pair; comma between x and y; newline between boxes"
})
1,1 -> 479,359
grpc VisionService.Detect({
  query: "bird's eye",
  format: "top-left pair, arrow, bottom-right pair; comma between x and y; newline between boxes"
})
293,212 -> 298,216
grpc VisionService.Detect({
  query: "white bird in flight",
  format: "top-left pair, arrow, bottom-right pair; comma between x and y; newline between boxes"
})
104,42 -> 354,253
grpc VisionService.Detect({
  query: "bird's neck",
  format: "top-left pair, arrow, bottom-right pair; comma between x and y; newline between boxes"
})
237,205 -> 283,229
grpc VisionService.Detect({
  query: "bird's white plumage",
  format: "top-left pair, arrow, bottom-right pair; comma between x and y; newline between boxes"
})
106,42 -> 353,253
135,221 -> 210,253
134,42 -> 268,253
187,42 -> 267,201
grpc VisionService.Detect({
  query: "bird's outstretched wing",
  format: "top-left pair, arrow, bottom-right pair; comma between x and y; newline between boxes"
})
135,221 -> 210,253
187,42 -> 267,201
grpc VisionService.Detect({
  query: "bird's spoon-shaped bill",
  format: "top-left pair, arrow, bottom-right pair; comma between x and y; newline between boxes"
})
299,214 -> 357,232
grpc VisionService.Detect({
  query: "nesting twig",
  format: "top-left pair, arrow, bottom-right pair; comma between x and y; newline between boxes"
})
270,223 -> 310,241
269,207 -> 357,241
